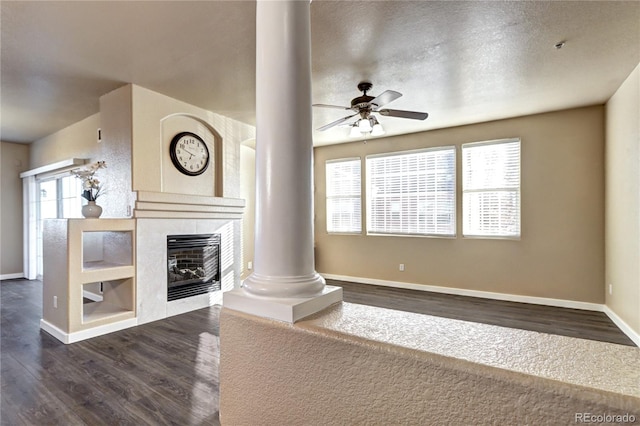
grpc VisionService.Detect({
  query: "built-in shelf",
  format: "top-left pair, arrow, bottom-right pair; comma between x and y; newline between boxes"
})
41,219 -> 136,343
82,261 -> 131,271
81,277 -> 135,325
83,301 -> 135,324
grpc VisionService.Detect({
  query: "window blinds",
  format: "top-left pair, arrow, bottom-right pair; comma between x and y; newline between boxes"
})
366,147 -> 456,236
462,139 -> 521,237
325,158 -> 362,233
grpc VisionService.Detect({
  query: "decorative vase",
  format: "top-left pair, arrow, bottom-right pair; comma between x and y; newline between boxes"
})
82,201 -> 103,218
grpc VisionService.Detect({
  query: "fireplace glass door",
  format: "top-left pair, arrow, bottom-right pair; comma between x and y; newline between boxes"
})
167,234 -> 221,301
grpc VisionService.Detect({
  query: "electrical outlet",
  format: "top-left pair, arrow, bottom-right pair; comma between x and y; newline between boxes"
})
609,284 -> 613,295
399,263 -> 405,272
53,296 -> 58,308
248,261 -> 253,270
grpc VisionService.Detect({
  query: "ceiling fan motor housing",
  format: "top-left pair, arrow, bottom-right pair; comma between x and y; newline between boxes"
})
351,95 -> 375,109
352,81 -> 375,111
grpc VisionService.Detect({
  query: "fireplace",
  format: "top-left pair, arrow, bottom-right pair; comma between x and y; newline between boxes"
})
167,234 -> 221,301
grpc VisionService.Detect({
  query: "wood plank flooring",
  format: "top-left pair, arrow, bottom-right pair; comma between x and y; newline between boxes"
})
1,279 -> 221,426
1,277 -> 635,425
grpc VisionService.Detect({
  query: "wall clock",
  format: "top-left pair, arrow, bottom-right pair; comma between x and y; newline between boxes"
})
169,132 -> 210,176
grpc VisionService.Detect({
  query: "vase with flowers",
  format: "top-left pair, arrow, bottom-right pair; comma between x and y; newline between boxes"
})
71,160 -> 107,218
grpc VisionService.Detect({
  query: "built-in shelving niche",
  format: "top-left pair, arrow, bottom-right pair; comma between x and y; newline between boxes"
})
82,279 -> 135,324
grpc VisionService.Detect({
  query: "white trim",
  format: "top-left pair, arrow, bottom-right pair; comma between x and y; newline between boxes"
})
19,158 -> 88,178
603,305 -> 640,347
82,290 -> 103,302
40,318 -> 138,344
223,285 -> 343,323
321,273 -> 604,312
460,137 -> 520,149
0,273 -> 25,280
23,175 -> 37,280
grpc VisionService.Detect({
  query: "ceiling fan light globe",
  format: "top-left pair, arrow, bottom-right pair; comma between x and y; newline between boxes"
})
371,123 -> 385,136
349,125 -> 361,138
358,119 -> 372,133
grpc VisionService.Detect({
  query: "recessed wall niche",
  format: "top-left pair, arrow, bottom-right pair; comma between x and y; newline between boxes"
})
160,114 -> 223,197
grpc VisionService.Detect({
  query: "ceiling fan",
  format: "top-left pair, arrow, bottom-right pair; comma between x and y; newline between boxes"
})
313,81 -> 428,137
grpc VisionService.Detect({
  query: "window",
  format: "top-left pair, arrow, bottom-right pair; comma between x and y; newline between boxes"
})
36,175 -> 83,277
366,147 -> 456,236
462,139 -> 521,238
325,158 -> 361,233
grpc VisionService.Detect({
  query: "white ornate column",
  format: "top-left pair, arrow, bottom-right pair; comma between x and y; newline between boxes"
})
224,0 -> 342,322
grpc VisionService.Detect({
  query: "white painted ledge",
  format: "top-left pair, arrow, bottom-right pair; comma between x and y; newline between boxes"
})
223,285 -> 343,323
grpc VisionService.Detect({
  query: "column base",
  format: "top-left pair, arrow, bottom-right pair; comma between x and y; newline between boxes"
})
223,285 -> 343,323
242,271 -> 326,298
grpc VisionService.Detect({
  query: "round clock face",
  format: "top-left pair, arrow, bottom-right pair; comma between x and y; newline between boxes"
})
169,132 -> 210,176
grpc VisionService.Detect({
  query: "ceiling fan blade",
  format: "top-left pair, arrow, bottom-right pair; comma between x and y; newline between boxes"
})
317,113 -> 358,131
369,90 -> 402,108
378,109 -> 429,120
312,103 -> 352,110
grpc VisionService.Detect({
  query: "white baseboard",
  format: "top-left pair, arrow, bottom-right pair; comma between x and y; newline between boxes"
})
40,318 -> 138,344
603,306 -> 640,347
1,273 -> 25,280
321,273 -> 604,312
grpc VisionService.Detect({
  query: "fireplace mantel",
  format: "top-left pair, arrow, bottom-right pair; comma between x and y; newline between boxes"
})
134,190 -> 245,219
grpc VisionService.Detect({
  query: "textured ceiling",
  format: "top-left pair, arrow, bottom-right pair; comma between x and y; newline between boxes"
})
1,1 -> 639,146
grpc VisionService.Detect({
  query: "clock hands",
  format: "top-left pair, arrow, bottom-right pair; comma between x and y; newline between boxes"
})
182,148 -> 196,159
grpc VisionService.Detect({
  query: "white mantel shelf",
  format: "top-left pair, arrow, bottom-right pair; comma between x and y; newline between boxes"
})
134,191 -> 245,219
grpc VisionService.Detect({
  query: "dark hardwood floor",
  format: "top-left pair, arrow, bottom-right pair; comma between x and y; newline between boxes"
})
1,279 -> 221,426
1,277 -> 635,425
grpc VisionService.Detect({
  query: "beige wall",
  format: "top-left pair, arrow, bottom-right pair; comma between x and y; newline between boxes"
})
605,63 -> 640,336
30,113 -> 101,169
0,142 -> 30,277
99,85 -> 134,218
314,106 -> 605,303
29,108 -> 131,219
131,85 -> 255,199
27,83 -> 256,217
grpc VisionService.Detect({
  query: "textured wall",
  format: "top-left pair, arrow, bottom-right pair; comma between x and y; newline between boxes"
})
0,141 -> 29,276
313,106 -> 605,303
29,114 -> 100,169
606,63 -> 640,337
220,304 -> 640,425
99,85 -> 134,218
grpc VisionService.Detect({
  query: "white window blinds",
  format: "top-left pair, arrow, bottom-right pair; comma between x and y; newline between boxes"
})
325,158 -> 362,233
366,147 -> 456,236
462,139 -> 521,237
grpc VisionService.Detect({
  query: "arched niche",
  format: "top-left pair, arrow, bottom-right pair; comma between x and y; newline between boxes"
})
160,114 -> 223,197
